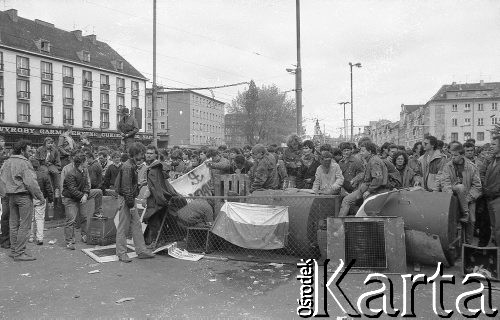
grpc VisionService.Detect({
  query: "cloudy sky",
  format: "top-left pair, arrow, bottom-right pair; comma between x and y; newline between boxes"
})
8,0 -> 500,137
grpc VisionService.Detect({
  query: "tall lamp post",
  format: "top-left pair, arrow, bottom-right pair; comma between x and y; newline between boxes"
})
349,62 -> 361,142
338,102 -> 350,141
295,0 -> 302,136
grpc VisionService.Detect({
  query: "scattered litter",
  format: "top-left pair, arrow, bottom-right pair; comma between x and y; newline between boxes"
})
209,279 -> 217,282
20,273 -> 31,277
152,242 -> 176,254
253,281 -> 259,284
48,240 -> 57,245
115,297 -> 135,304
263,269 -> 273,272
269,263 -> 284,268
168,245 -> 204,261
74,295 -> 80,299
88,270 -> 100,274
249,276 -> 255,279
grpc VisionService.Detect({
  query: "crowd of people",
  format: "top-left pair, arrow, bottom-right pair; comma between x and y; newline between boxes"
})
0,128 -> 499,263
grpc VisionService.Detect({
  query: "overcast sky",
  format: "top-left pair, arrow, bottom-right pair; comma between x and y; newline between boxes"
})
8,0 -> 500,137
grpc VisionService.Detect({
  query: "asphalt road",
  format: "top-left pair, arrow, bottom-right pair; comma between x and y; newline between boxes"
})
0,227 -> 498,319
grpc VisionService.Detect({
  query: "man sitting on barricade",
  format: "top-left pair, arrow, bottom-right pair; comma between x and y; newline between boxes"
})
249,144 -> 278,193
36,137 -> 61,198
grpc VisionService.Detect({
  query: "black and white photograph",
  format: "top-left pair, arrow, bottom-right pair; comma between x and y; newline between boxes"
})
0,0 -> 499,318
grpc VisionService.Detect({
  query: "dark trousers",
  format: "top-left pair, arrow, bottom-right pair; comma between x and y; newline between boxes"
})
476,197 -> 491,246
8,193 -> 34,256
488,197 -> 500,246
0,196 -> 10,246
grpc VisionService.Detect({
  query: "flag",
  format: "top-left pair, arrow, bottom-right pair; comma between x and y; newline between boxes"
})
212,202 -> 289,250
171,162 -> 212,197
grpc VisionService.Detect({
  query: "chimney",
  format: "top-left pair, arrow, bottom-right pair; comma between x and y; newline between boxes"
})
35,19 -> 54,28
86,34 -> 96,44
5,9 -> 18,22
452,81 -> 457,85
71,30 -> 82,41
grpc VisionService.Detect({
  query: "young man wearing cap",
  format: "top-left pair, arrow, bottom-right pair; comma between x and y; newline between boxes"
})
117,107 -> 139,151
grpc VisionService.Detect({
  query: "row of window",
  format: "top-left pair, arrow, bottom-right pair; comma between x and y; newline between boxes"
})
451,117 -> 499,126
191,135 -> 223,144
192,109 -> 223,121
192,122 -> 222,134
147,109 -> 166,118
450,131 -> 495,142
451,102 -> 498,112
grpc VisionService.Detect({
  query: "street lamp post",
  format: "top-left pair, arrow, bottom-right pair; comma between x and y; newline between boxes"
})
349,62 -> 362,142
295,0 -> 302,136
338,102 -> 350,141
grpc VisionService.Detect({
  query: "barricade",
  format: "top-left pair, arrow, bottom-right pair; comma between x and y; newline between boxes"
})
149,191 -> 341,262
213,174 -> 251,197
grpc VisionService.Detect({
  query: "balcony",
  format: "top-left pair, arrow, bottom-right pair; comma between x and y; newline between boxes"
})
0,88 -> 3,97
83,100 -> 93,108
63,118 -> 74,126
17,91 -> 30,100
17,67 -> 30,77
41,72 -> 53,81
100,83 -> 110,91
100,121 -> 110,129
42,116 -> 53,125
131,89 -> 139,97
83,79 -> 93,88
41,94 -> 53,103
17,114 -> 30,123
117,86 -> 125,94
63,97 -> 74,106
83,120 -> 93,128
100,102 -> 109,109
0,63 -> 3,71
63,76 -> 74,85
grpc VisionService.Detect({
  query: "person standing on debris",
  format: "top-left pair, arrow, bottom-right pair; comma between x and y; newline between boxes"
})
117,107 -> 139,151
484,136 -> 500,246
114,142 -> 155,262
0,140 -> 44,261
441,142 -> 482,244
338,141 -> 388,217
249,144 -> 278,193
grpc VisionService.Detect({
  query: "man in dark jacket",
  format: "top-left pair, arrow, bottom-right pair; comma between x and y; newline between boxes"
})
114,142 -> 154,262
86,151 -> 103,189
484,136 -> 500,246
30,159 -> 53,245
249,144 -> 278,192
117,108 -> 139,151
101,151 -> 121,193
62,152 -> 103,249
35,137 -> 61,197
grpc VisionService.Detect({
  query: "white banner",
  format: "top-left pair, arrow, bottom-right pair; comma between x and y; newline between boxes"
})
170,162 -> 212,197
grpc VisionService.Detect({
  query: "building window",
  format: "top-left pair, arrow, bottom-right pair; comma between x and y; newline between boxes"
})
62,66 -> 74,84
160,122 -> 165,130
117,60 -> 123,71
83,70 -> 92,88
83,51 -> 90,62
147,123 -> 152,130
0,51 -> 3,71
41,61 -> 53,81
492,117 -> 499,125
464,104 -> 471,112
450,132 -> 458,141
83,109 -> 92,127
100,111 -> 109,129
451,118 -> 457,126
42,105 -> 53,124
492,103 -> 498,111
16,56 -> 30,76
17,79 -> 30,100
100,74 -> 110,91
478,103 -> 484,111
117,95 -> 125,108
477,132 -> 485,141
116,78 -> 125,94
63,87 -> 74,105
83,90 -> 92,108
131,81 -> 139,96
41,40 -> 50,52
464,132 -> 471,140
41,83 -> 53,103
477,118 -> 484,126
131,98 -> 138,109
17,102 -> 30,123
63,108 -> 74,125
147,110 -> 152,118
157,96 -> 163,103
161,109 -> 165,117
0,100 -> 4,120
464,118 -> 471,125
451,104 -> 458,112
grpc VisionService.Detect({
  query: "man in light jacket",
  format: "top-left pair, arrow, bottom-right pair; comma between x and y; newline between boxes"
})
312,150 -> 344,195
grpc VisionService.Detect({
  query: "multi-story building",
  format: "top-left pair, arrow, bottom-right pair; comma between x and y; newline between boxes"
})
399,104 -> 429,147
0,9 -> 149,146
146,90 -> 225,148
427,81 -> 500,144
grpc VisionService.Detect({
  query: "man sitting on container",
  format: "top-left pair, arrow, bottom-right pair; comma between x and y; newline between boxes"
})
312,150 -> 344,195
35,137 -> 61,198
249,144 -> 278,193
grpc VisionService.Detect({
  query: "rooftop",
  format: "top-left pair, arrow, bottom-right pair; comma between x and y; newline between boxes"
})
0,9 -> 146,80
429,81 -> 500,101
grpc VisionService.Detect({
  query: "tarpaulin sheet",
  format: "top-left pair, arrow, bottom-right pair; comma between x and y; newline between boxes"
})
212,202 -> 289,250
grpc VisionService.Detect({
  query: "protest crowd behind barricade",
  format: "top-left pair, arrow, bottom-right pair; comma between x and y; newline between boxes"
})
0,128 -> 499,264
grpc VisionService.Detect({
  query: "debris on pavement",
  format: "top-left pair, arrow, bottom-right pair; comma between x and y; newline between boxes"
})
269,263 -> 284,268
88,270 -> 100,274
48,239 -> 57,245
209,279 -> 217,282
20,273 -> 31,277
115,297 -> 135,304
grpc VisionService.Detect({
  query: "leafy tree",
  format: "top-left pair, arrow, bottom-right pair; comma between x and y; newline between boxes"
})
229,80 -> 298,145
491,123 -> 500,137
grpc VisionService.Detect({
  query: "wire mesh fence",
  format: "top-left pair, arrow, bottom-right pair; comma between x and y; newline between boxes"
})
148,193 -> 342,263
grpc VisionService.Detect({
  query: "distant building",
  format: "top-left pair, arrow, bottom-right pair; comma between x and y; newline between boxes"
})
399,104 -> 429,147
0,9 -> 149,146
146,90 -> 225,148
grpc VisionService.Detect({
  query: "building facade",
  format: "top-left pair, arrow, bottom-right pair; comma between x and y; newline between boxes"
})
0,9 -> 149,146
398,104 -> 429,147
146,90 -> 225,148
427,81 -> 500,144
